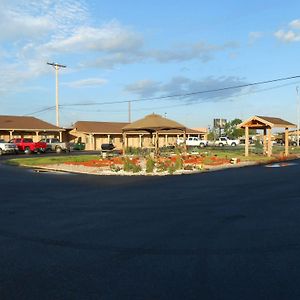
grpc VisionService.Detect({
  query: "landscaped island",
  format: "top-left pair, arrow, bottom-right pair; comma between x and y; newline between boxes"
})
6,146 -> 300,176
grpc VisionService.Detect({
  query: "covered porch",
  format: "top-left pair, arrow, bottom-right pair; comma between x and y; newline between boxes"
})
238,116 -> 296,157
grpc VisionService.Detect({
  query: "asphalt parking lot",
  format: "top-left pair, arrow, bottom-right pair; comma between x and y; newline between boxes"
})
1,158 -> 300,299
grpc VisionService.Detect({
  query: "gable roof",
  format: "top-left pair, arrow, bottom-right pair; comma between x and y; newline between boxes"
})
74,121 -> 129,134
122,114 -> 186,132
238,115 -> 296,129
0,115 -> 63,131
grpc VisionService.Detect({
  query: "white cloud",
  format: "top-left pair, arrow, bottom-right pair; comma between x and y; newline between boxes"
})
290,19 -> 300,29
274,19 -> 300,43
64,78 -> 107,88
0,0 -> 239,97
274,29 -> 300,42
40,21 -> 143,54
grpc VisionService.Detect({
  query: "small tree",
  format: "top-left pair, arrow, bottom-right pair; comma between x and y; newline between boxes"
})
224,119 -> 244,139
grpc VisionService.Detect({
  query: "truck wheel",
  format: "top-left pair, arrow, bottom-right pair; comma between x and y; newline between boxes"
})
24,147 -> 31,154
0,149 -> 3,156
219,143 -> 224,147
231,142 -> 237,147
56,146 -> 62,153
200,143 -> 205,148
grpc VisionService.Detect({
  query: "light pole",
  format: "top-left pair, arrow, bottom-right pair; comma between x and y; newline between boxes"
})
297,86 -> 300,147
47,62 -> 66,127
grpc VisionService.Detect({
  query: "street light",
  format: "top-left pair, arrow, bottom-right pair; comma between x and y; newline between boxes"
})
47,62 -> 66,127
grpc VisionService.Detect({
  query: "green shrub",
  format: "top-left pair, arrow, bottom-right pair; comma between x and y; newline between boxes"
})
146,156 -> 155,173
174,156 -> 183,170
132,164 -> 142,173
168,164 -> 177,174
123,157 -> 141,173
110,165 -> 121,172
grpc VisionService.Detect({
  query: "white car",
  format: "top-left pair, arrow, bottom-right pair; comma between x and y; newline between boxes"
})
214,137 -> 240,147
177,137 -> 208,147
0,139 -> 18,155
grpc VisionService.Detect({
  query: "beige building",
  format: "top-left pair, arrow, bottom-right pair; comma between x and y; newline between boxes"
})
0,115 -> 65,142
70,121 -> 207,150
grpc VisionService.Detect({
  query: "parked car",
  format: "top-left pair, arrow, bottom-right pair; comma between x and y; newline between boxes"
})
239,137 -> 255,145
214,137 -> 240,147
0,139 -> 18,155
275,138 -> 297,146
70,141 -> 86,151
177,137 -> 208,148
10,138 -> 47,154
40,138 -> 70,153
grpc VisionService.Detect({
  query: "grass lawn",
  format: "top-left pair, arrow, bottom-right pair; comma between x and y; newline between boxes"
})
6,155 -> 99,166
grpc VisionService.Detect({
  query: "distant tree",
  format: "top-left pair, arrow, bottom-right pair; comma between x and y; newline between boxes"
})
224,119 -> 244,139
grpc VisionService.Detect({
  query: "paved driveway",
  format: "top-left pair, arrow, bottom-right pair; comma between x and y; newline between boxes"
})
0,161 -> 300,299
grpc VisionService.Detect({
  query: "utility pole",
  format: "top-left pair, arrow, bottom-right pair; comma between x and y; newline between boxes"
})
128,101 -> 131,123
297,86 -> 300,147
47,62 -> 66,127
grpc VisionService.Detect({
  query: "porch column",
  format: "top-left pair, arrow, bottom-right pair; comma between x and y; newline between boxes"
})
59,131 -> 62,142
285,127 -> 289,156
263,128 -> 267,155
245,126 -> 249,157
155,132 -> 159,154
165,134 -> 168,146
9,130 -> 13,140
183,130 -> 187,153
107,134 -> 110,143
139,134 -> 142,148
267,128 -> 272,157
122,132 -> 126,154
92,135 -> 96,150
35,131 -> 39,142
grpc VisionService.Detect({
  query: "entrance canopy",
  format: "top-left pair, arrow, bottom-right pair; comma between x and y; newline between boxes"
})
238,116 -> 296,157
122,113 -> 186,133
122,114 -> 186,153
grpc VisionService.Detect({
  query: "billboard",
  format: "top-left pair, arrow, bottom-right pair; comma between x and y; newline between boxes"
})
213,118 -> 227,129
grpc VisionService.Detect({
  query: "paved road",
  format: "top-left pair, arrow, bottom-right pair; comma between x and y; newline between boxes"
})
1,160 -> 300,299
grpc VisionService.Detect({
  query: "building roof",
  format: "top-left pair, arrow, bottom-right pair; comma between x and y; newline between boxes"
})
238,115 -> 296,129
122,114 -> 186,132
0,115 -> 63,131
73,120 -> 203,135
74,121 -> 129,134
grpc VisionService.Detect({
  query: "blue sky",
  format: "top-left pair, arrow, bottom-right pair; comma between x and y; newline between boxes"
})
1,0 -> 300,129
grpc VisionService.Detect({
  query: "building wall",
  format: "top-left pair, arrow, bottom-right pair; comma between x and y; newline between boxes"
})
69,130 -> 205,150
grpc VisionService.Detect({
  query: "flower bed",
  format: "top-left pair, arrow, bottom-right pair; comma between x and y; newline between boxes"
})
62,154 -> 231,174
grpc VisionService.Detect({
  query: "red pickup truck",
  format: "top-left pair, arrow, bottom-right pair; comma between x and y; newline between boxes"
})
10,138 -> 47,154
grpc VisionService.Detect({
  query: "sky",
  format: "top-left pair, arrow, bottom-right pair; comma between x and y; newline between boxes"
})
1,0 -> 300,129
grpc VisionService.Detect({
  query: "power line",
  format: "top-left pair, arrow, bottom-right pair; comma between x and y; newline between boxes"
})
24,74 -> 300,116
